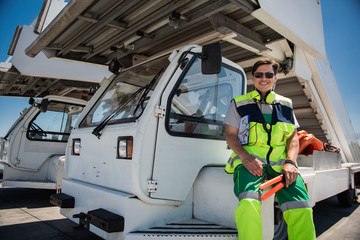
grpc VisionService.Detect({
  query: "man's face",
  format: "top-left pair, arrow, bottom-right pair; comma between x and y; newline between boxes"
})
251,64 -> 277,95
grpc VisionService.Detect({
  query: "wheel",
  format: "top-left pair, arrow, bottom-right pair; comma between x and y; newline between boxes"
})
29,122 -> 47,137
274,202 -> 288,240
337,188 -> 355,207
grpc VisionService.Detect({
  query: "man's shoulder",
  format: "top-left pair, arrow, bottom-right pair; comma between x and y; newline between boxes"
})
234,91 -> 255,102
274,93 -> 293,107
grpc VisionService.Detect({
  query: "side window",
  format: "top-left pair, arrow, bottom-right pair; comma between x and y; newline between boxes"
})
167,58 -> 244,139
27,101 -> 84,142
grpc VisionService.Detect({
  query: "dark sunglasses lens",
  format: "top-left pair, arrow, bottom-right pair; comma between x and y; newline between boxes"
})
265,72 -> 274,78
254,72 -> 274,78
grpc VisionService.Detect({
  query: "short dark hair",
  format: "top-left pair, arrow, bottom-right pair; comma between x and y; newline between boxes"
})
251,58 -> 280,76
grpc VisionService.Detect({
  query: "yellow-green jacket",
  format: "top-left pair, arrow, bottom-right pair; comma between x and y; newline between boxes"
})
225,90 -> 295,173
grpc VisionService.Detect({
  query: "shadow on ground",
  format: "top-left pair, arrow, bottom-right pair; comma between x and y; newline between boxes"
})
313,195 -> 360,236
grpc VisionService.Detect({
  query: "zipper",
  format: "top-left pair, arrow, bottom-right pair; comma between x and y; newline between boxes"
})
265,123 -> 272,166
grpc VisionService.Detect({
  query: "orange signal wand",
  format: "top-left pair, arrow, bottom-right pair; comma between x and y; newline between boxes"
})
260,174 -> 285,201
259,174 -> 283,190
261,182 -> 284,201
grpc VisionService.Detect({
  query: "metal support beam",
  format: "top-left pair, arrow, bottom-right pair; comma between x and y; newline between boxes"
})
4,73 -> 19,94
21,77 -> 41,95
58,0 -> 144,56
25,0 -> 97,58
35,79 -> 60,97
229,0 -> 258,14
34,0 -> 51,34
107,0 -> 232,62
77,15 -> 127,30
209,13 -> 268,53
83,0 -> 194,60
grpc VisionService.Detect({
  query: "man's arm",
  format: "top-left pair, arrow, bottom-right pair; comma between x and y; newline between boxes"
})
282,129 -> 299,187
226,124 -> 263,176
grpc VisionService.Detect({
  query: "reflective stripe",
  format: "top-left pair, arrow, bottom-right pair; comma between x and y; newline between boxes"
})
229,154 -> 285,167
280,200 -> 311,212
270,158 -> 286,166
235,98 -> 255,107
275,95 -> 293,108
238,191 -> 262,201
226,157 -> 234,168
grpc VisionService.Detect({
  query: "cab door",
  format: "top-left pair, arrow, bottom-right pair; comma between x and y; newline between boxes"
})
151,56 -> 245,201
9,101 -> 84,171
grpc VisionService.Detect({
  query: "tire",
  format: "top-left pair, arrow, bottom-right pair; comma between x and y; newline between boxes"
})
337,189 -> 354,207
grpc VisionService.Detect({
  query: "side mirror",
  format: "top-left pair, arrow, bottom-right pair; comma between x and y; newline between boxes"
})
40,99 -> 49,112
201,43 -> 222,75
29,97 -> 35,105
108,58 -> 122,74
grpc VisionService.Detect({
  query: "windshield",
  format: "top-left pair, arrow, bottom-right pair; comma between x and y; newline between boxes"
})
80,55 -> 169,128
27,101 -> 84,142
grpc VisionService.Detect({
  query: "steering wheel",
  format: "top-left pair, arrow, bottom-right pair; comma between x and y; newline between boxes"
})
29,122 -> 47,137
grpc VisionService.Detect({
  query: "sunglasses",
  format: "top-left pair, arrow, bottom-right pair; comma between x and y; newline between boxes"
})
254,72 -> 274,78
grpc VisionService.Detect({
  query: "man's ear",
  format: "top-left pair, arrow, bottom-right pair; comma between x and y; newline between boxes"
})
273,75 -> 278,83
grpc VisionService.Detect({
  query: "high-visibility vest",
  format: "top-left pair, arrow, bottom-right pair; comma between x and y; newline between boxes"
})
225,90 -> 296,174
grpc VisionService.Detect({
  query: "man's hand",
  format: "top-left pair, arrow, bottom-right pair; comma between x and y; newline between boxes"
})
242,156 -> 263,177
282,163 -> 298,187
226,124 -> 263,176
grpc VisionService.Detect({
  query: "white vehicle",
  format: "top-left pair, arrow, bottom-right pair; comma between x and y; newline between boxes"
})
0,96 -> 86,190
20,0 -> 359,239
0,0 -> 110,190
49,44 -> 360,240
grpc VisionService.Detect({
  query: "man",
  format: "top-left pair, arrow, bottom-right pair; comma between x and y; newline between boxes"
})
224,58 -> 316,240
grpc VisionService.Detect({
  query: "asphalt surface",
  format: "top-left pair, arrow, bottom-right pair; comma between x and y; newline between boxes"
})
0,181 -> 359,240
0,184 -> 101,240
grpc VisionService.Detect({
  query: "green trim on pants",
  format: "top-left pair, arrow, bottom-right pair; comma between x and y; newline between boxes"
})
233,165 -> 316,240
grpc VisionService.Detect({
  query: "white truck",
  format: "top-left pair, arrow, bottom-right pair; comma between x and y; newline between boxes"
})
0,96 -> 86,190
49,44 -> 360,240
18,0 -> 360,239
0,0 -> 111,190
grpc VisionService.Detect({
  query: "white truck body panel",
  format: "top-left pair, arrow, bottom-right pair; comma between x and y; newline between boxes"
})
12,25 -> 111,83
253,0 -> 326,59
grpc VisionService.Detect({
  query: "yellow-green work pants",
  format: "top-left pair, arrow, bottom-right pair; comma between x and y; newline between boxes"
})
233,165 -> 316,240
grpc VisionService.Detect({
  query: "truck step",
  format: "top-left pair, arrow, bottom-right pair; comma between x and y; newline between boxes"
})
127,219 -> 237,240
2,180 -> 56,189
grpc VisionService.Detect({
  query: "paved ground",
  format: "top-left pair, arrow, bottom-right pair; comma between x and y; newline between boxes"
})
0,184 -> 101,240
0,182 -> 359,239
313,194 -> 360,239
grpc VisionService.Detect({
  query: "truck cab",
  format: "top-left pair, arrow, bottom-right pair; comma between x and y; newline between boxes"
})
0,96 -> 86,190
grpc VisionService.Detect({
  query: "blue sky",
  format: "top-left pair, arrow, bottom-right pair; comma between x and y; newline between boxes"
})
0,0 -> 359,143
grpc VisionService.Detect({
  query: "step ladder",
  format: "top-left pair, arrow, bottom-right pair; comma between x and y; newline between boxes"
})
126,219 -> 238,240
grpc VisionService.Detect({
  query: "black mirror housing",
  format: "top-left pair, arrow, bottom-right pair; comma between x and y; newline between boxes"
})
40,99 -> 49,112
201,43 -> 222,75
29,97 -> 35,105
109,58 -> 122,74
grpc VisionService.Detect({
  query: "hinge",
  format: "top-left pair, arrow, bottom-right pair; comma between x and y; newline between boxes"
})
154,106 -> 165,118
146,180 -> 158,193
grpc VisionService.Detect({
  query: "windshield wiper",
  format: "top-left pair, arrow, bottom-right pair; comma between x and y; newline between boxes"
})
133,68 -> 164,114
92,68 -> 164,139
92,87 -> 143,139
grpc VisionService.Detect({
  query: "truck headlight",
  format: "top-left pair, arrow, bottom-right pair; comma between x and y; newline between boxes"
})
72,138 -> 81,155
117,137 -> 133,159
